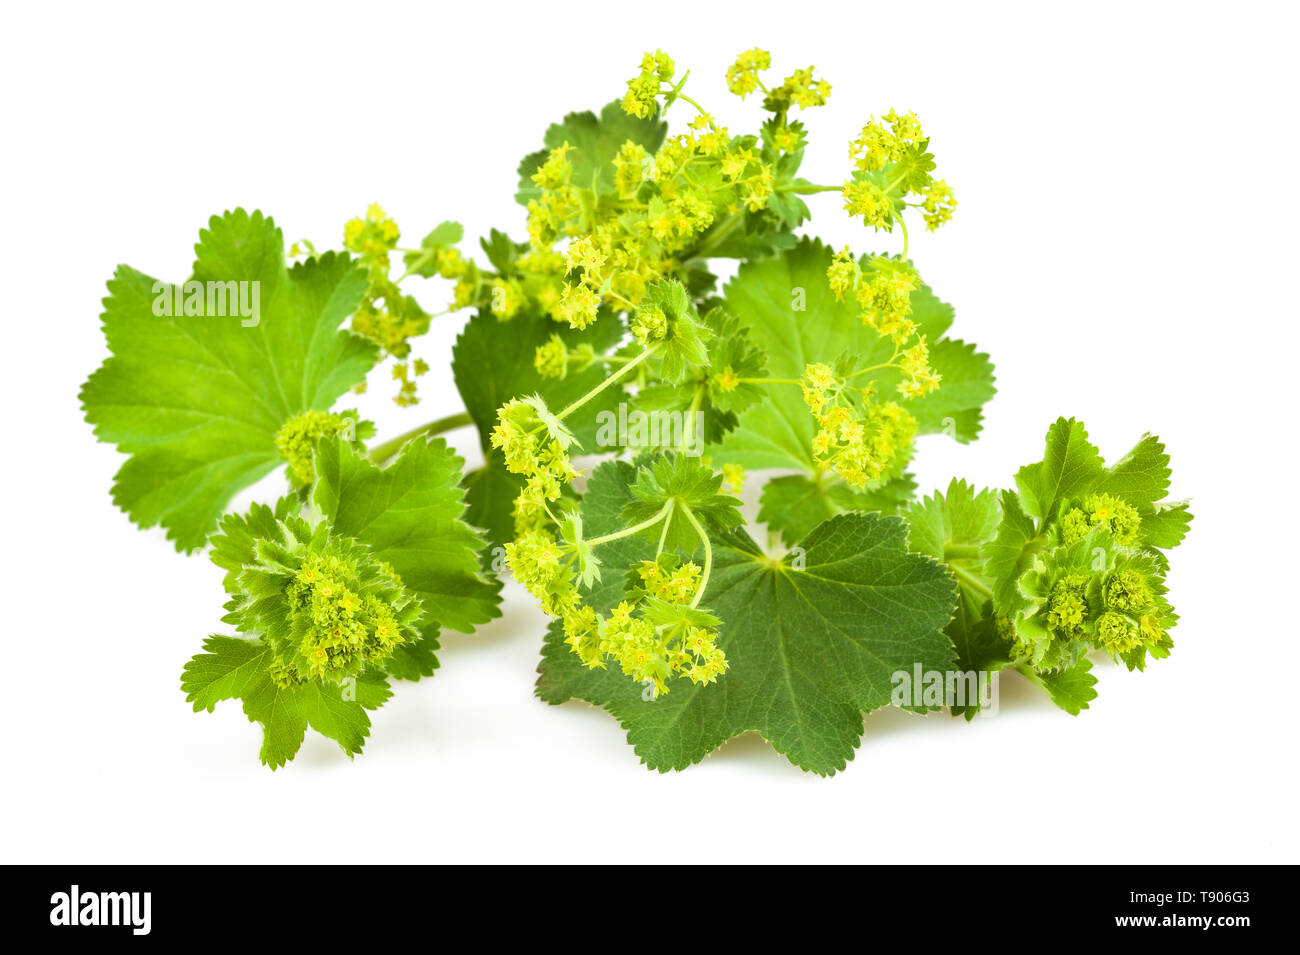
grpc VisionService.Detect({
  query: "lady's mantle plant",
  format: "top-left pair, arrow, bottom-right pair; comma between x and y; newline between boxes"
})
81,50 -> 1190,773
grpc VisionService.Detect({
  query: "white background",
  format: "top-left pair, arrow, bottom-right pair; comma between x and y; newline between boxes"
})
2,0 -> 1297,863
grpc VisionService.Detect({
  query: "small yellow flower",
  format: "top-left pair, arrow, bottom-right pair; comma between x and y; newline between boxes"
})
726,48 -> 771,98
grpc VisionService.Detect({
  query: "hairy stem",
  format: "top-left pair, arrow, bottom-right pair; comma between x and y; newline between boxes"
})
656,500 -> 676,557
686,211 -> 743,261
777,182 -> 843,195
679,503 -> 713,609
368,411 -> 474,464
555,342 -> 660,421
587,499 -> 673,548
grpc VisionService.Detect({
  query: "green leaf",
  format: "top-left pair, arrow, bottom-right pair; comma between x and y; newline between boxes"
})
559,511 -> 602,589
1014,417 -> 1106,522
906,480 -> 1009,718
701,306 -> 767,416
1021,657 -> 1098,716
1140,500 -> 1194,551
639,280 -> 711,384
690,211 -> 799,261
479,229 -> 530,274
888,142 -> 937,193
537,461 -> 958,775
942,595 -> 1009,720
462,457 -> 525,554
402,221 -> 464,277
210,501 -> 425,681
424,221 -> 463,247
1094,433 -> 1172,507
907,339 -> 997,442
312,436 -> 501,650
905,479 -> 1001,566
621,453 -> 743,551
983,489 -> 1041,613
181,635 -> 391,768
208,496 -> 299,596
452,308 -> 626,546
81,209 -> 377,551
758,472 -> 917,546
715,239 -> 994,472
623,306 -> 766,447
516,101 -> 666,205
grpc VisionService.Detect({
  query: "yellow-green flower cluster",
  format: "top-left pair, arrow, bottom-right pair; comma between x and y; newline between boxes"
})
232,514 -> 426,691
343,203 -> 437,405
1104,569 -> 1153,613
849,109 -> 925,173
552,280 -> 602,330
420,245 -> 467,280
508,58 -> 780,331
516,537 -> 727,696
622,50 -> 676,119
630,304 -> 668,345
457,248 -> 567,321
281,552 -> 410,683
275,410 -> 354,488
921,179 -> 957,231
488,276 -> 529,321
533,334 -> 568,378
590,600 -> 727,695
390,358 -> 431,406
505,529 -> 579,622
1030,562 -> 1166,659
1061,494 -> 1142,547
1044,574 -> 1090,640
801,363 -> 918,490
638,558 -> 701,602
1096,569 -> 1165,654
826,250 -> 942,399
343,202 -> 400,269
840,109 -> 956,234
842,179 -> 896,230
490,396 -> 580,536
352,289 -> 425,358
726,48 -> 771,98
721,463 -> 745,495
726,48 -> 829,114
766,66 -> 831,111
1012,499 -> 1171,668
561,558 -> 727,695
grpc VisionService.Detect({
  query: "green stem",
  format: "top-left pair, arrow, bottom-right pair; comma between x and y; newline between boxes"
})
368,411 -> 474,464
673,91 -> 707,114
950,562 -> 993,601
569,352 -> 634,366
944,543 -> 983,561
741,376 -> 802,386
849,361 -> 902,381
554,343 -> 660,421
660,72 -> 705,116
680,386 -> 704,452
848,345 -> 903,380
587,500 -> 674,548
679,503 -> 713,609
686,211 -> 743,261
777,182 -> 843,195
655,500 -> 675,557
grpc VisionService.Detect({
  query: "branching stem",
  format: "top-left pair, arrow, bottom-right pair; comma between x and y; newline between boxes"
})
587,499 -> 674,548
